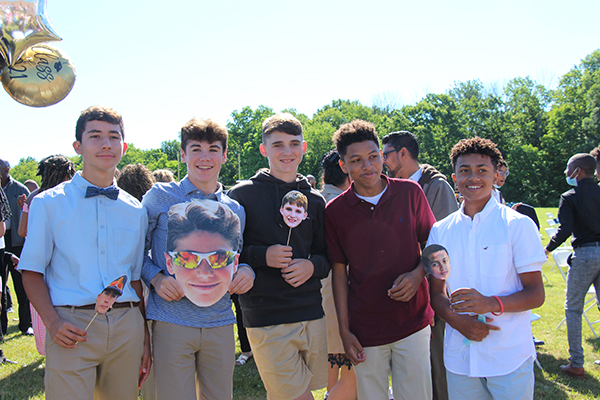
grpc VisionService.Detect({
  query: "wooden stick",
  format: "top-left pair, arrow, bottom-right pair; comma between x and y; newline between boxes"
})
85,312 -> 98,331
286,227 -> 292,246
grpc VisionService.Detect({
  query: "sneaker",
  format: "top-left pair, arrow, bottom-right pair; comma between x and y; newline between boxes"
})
24,327 -> 34,336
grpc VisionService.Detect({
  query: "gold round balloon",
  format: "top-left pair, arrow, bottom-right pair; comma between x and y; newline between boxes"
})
1,43 -> 75,107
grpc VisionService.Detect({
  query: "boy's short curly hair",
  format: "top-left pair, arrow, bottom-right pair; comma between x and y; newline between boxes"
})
180,118 -> 228,153
116,163 -> 155,202
332,120 -> 379,158
450,136 -> 502,172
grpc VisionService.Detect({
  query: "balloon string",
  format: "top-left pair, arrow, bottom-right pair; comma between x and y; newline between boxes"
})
286,227 -> 292,246
85,312 -> 98,331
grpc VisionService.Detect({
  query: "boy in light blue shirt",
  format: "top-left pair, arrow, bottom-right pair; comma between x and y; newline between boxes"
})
19,106 -> 150,400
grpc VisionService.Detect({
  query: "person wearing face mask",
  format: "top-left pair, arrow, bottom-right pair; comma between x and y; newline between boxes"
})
545,153 -> 600,378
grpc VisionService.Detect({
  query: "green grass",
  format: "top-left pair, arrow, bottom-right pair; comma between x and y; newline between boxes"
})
1,207 -> 600,399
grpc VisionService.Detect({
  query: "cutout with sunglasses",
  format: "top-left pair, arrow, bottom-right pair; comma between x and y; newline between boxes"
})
165,200 -> 241,307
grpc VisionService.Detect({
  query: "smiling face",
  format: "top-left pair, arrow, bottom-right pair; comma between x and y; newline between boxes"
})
260,131 -> 307,183
426,250 -> 451,280
181,140 -> 226,194
95,290 -> 118,314
340,140 -> 385,197
166,230 -> 238,307
452,153 -> 495,217
73,120 -> 127,179
280,202 -> 307,228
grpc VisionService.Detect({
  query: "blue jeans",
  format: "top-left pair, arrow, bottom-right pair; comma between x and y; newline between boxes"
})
565,245 -> 600,368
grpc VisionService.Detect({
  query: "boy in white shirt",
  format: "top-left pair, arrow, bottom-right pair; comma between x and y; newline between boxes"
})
428,136 -> 545,400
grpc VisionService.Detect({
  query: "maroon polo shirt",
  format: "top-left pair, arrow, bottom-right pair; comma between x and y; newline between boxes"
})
325,175 -> 435,347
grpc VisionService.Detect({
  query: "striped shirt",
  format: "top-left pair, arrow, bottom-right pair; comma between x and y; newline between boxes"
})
141,177 -> 246,328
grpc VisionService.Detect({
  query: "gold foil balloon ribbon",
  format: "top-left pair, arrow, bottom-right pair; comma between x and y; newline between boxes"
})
1,42 -> 75,107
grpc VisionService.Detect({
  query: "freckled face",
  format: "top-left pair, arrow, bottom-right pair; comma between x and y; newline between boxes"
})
166,231 -> 238,307
280,203 -> 307,228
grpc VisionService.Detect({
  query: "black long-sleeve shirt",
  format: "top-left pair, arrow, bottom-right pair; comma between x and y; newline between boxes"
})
546,178 -> 600,252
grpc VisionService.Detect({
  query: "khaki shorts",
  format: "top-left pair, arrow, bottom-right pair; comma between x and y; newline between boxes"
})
247,318 -> 328,400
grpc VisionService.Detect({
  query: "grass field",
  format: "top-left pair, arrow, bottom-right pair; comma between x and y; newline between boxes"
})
1,207 -> 600,399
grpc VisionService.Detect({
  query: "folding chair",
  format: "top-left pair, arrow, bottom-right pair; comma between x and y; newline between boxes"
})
556,287 -> 600,339
545,227 -> 558,239
551,249 -> 571,282
546,218 -> 558,226
531,313 -> 544,371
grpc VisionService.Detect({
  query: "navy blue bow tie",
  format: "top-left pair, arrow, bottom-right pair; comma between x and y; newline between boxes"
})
85,186 -> 119,201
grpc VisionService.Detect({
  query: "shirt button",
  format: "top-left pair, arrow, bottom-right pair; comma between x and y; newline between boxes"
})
100,225 -> 105,229
370,207 -> 374,210
100,250 -> 105,255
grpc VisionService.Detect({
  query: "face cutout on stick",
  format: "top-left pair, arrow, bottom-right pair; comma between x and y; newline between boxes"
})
165,199 -> 240,307
423,244 -> 451,281
280,190 -> 308,229
95,275 -> 127,314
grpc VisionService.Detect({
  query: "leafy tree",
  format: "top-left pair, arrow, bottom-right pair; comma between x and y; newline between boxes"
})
161,140 -> 181,161
9,157 -> 40,185
224,105 -> 274,186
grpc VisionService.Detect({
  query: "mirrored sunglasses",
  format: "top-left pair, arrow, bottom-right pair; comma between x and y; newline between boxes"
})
166,250 -> 236,270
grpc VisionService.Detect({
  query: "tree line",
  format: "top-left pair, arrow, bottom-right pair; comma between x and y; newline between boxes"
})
11,49 -> 600,207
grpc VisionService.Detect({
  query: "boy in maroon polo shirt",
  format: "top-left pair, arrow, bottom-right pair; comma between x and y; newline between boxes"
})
325,120 -> 435,400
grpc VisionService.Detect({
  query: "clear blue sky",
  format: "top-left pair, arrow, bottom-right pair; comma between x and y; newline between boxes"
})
2,0 -> 599,167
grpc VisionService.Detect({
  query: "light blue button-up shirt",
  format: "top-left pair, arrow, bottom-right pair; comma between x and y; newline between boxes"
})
18,172 -> 148,306
141,177 -> 246,328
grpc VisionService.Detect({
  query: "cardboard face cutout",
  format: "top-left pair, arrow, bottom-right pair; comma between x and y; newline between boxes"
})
165,199 -> 240,307
280,190 -> 308,229
95,275 -> 127,314
423,244 -> 451,281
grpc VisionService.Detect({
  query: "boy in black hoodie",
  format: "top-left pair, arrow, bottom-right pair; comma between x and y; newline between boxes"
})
229,113 -> 330,400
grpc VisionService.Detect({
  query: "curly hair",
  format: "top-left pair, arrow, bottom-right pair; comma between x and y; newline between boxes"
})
180,118 -> 228,153
75,106 -> 124,142
116,163 -> 155,202
332,120 -> 379,158
450,136 -> 502,172
152,169 -> 175,183
38,155 -> 76,192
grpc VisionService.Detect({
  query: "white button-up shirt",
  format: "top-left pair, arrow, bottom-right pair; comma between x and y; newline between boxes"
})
427,197 -> 546,377
18,172 -> 147,306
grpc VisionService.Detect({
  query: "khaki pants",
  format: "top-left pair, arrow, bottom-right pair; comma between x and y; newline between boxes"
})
354,326 -> 432,400
247,318 -> 328,400
45,306 -> 144,400
152,321 -> 235,400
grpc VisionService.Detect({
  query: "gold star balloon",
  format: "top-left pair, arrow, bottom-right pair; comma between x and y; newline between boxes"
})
1,42 -> 75,107
0,0 -> 61,68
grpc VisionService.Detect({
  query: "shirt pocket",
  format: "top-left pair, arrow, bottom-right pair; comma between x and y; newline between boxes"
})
112,227 -> 139,265
479,243 -> 512,279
